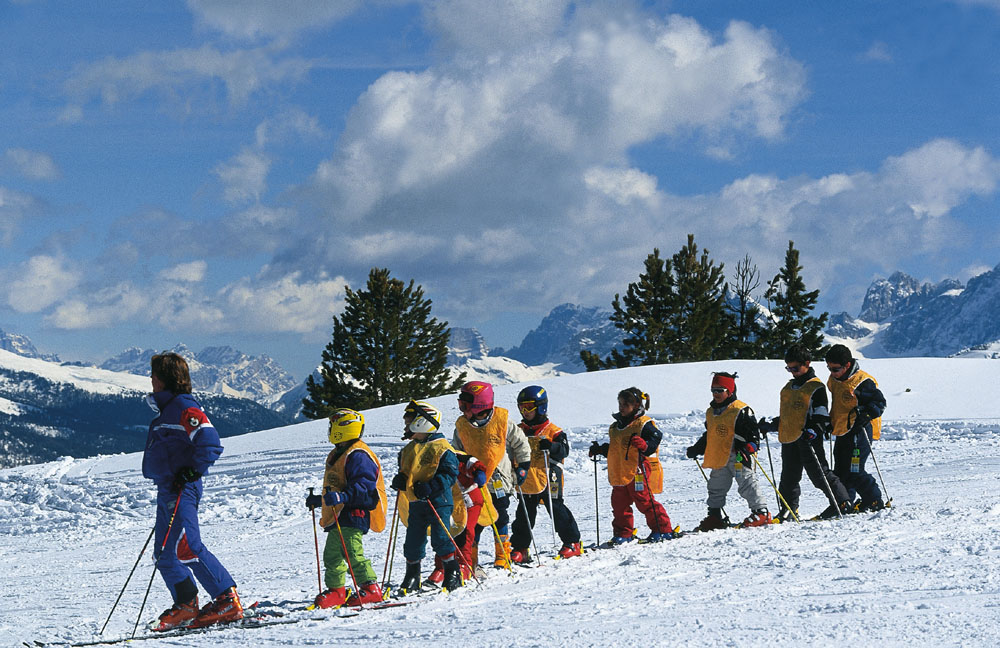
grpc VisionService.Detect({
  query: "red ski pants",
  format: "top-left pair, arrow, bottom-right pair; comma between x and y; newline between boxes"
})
455,501 -> 483,568
610,482 -> 671,538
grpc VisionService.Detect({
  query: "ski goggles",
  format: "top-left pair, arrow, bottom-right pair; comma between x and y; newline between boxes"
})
517,401 -> 538,416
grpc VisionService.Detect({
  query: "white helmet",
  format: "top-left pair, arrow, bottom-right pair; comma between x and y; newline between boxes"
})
404,400 -> 441,435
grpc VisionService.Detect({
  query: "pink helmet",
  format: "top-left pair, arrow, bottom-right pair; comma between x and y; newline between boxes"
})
458,381 -> 494,415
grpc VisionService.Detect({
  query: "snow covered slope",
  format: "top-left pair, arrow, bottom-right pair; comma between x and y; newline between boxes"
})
2,358 -> 999,647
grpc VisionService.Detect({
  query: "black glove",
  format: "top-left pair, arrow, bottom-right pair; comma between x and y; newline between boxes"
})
515,462 -> 530,486
802,428 -> 817,441
758,416 -> 778,435
588,441 -> 608,458
848,413 -> 870,437
171,466 -> 200,491
306,493 -> 323,510
390,473 -> 408,492
412,480 -> 432,500
538,438 -> 552,452
685,445 -> 700,459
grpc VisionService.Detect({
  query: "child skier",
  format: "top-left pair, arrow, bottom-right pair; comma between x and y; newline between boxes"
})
143,352 -> 242,632
588,387 -> 673,544
826,344 -> 887,513
758,345 -> 851,522
452,381 -> 532,568
686,372 -> 770,531
305,408 -> 388,608
424,453 -> 487,586
509,385 -> 582,562
390,400 -> 462,592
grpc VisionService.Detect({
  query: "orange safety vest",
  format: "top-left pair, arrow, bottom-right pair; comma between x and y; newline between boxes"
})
607,415 -> 663,494
778,378 -> 825,444
520,421 -> 563,496
320,439 -> 388,532
828,369 -> 882,440
454,407 -> 510,479
704,399 -> 749,469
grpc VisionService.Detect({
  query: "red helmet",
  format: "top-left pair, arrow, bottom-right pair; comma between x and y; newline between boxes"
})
458,381 -> 494,415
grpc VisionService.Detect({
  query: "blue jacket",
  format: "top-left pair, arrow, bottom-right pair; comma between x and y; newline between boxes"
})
143,391 -> 223,489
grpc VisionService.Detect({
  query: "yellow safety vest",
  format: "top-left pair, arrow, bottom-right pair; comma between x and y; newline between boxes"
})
397,437 -> 467,535
320,440 -> 388,532
704,399 -> 749,469
607,415 -> 663,493
455,407 -> 510,479
778,378 -> 824,444
828,369 -> 882,440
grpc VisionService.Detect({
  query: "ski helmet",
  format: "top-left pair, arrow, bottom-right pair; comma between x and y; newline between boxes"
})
516,385 -> 548,419
328,408 -> 365,444
458,381 -> 494,415
404,400 -> 442,435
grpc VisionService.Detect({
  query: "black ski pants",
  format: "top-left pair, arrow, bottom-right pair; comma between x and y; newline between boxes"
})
510,490 -> 581,551
778,434 -> 850,512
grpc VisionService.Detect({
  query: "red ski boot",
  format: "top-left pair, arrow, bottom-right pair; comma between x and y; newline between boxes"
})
190,587 -> 243,628
345,582 -> 383,606
314,586 -> 348,609
149,597 -> 199,632
557,542 -> 583,559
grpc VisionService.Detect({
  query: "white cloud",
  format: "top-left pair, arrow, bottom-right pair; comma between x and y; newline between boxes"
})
424,0 -> 571,55
0,186 -> 39,245
46,283 -> 148,329
187,0 -> 364,40
218,271 -> 347,334
63,44 -> 314,110
6,255 -> 81,313
862,41 -> 893,63
159,260 -> 208,282
254,108 -> 326,148
584,167 -> 658,206
215,148 -> 270,203
3,148 -> 60,181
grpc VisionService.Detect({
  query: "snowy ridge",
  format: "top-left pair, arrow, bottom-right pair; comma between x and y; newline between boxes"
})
0,348 -> 149,395
2,358 -> 999,647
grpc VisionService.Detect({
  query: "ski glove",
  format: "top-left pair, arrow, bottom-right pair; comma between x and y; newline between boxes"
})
802,428 -> 818,441
685,445 -> 700,459
589,441 -> 609,458
324,490 -> 347,507
474,470 -> 488,488
412,480 -> 433,500
758,417 -> 778,435
171,466 -> 201,491
629,435 -> 648,452
390,473 -> 408,492
736,442 -> 756,464
515,462 -> 530,486
305,493 -> 323,510
537,438 -> 553,452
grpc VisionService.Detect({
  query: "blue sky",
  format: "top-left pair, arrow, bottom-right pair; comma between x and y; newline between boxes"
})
2,0 -> 1000,380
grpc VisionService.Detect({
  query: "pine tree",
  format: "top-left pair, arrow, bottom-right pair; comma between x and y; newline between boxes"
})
302,268 -> 465,418
760,241 -> 829,358
581,235 -> 735,369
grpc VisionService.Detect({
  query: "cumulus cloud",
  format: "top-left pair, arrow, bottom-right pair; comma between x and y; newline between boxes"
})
159,260 -> 208,282
218,271 -> 347,334
46,283 -> 148,329
6,255 -> 81,313
215,148 -> 271,203
63,44 -> 314,111
2,148 -> 60,181
187,0 -> 364,40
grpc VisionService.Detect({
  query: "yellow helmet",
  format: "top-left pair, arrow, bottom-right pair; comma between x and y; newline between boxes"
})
404,400 -> 441,436
328,408 -> 365,444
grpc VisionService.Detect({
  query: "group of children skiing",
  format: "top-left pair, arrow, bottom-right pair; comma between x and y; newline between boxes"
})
140,343 -> 887,630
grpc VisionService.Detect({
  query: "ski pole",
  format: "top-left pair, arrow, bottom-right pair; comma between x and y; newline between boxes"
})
692,458 -> 729,521
133,489 -> 183,638
759,433 -> 784,514
515,484 -> 543,567
541,450 -> 558,549
749,453 -> 799,522
637,458 -> 666,538
425,498 -> 481,587
308,488 -> 323,597
381,491 -> 401,596
100,525 -> 155,635
862,430 -> 892,506
806,442 -> 843,519
481,486 -> 514,576
763,430 -> 776,487
328,490 -> 364,607
592,456 -> 600,546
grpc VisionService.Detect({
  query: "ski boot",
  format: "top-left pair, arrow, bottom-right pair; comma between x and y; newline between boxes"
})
441,559 -> 463,591
190,587 -> 243,628
557,542 -> 583,558
314,587 -> 348,609
345,582 -> 383,606
774,506 -> 798,523
149,597 -> 199,632
493,536 -> 512,568
694,508 -> 729,532
399,561 -> 422,594
509,548 -> 530,564
740,509 -> 771,528
644,531 -> 673,543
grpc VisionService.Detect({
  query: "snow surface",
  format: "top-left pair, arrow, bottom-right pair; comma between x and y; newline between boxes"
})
2,358 -> 1000,647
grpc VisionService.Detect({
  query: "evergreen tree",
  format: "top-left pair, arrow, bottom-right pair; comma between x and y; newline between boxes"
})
760,241 -> 829,358
728,254 -> 767,358
582,235 -> 734,369
302,268 -> 465,418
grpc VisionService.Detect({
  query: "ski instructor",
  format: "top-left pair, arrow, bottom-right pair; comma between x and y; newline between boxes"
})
143,352 -> 243,632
